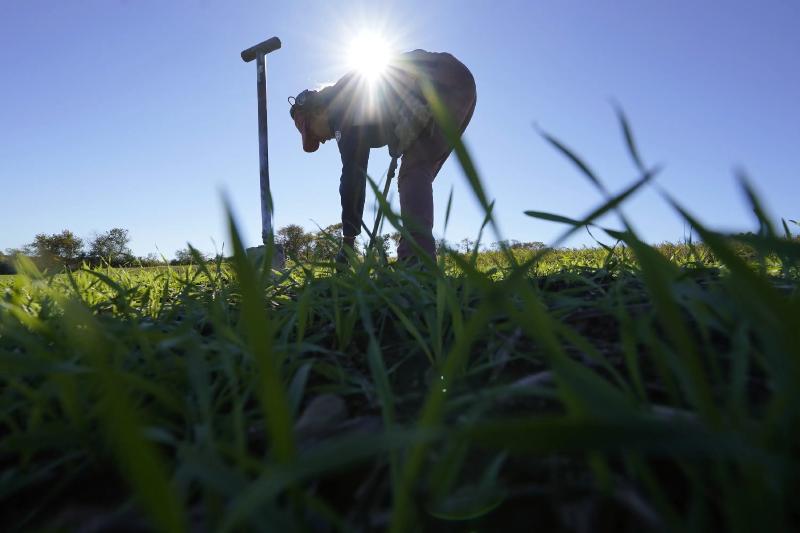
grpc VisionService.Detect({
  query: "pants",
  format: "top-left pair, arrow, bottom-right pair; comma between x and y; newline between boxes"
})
396,54 -> 477,261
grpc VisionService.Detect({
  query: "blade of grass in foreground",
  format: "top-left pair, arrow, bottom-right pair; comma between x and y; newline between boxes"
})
220,428 -> 440,533
224,198 -> 295,464
356,290 -> 400,491
606,228 -> 717,421
520,166 -> 660,276
60,299 -> 186,533
460,416 -> 777,463
390,302 -> 494,533
420,78 -> 508,251
664,197 -> 800,396
366,176 -> 439,272
537,126 -> 608,196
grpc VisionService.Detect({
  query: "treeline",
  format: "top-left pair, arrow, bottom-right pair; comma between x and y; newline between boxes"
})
275,223 -> 547,261
276,223 -> 365,262
0,222 -> 553,275
0,228 -> 216,274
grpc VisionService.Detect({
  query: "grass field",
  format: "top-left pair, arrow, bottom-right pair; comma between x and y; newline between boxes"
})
2,113 -> 799,532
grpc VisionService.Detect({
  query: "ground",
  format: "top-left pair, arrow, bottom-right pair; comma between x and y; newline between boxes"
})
1,236 -> 798,531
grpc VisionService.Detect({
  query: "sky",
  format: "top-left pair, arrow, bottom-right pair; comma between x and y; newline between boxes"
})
1,0 -> 798,258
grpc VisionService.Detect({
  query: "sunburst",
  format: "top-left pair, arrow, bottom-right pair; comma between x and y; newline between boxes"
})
346,30 -> 393,82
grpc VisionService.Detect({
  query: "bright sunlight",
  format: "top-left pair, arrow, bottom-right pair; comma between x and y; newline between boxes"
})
346,30 -> 392,81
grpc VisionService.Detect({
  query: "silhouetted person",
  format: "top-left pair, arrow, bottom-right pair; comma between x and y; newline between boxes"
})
289,49 -> 476,263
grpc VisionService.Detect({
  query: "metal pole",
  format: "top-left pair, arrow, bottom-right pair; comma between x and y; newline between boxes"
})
241,36 -> 281,247
256,53 -> 272,245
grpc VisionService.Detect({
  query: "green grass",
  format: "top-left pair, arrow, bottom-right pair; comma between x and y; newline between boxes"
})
1,111 -> 799,532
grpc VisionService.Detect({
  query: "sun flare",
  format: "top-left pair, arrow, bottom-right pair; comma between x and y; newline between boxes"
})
346,31 -> 392,81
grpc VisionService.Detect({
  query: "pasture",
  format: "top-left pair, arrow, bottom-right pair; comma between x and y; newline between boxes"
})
2,229 -> 799,531
2,119 -> 799,532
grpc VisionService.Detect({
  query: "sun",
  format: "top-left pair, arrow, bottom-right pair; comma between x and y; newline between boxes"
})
346,30 -> 392,81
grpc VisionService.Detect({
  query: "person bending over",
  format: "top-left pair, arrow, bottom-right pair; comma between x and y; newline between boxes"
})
289,49 -> 476,263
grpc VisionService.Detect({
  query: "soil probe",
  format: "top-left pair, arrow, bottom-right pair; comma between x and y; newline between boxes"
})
366,157 -> 399,262
241,36 -> 282,252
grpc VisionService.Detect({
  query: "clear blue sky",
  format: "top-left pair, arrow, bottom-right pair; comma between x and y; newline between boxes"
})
2,1 -> 798,257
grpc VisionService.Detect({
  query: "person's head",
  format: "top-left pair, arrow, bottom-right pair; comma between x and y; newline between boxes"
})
289,90 -> 332,153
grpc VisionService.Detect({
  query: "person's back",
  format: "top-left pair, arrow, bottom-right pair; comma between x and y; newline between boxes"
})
289,49 -> 476,262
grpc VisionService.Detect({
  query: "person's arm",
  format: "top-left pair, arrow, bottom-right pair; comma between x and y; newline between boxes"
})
337,126 -> 371,239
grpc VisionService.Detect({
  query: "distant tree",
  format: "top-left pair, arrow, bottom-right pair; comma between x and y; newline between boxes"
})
366,234 -> 394,258
4,247 -> 30,257
277,224 -> 314,262
377,234 -> 393,256
172,245 -> 208,265
89,228 -> 132,266
383,231 -> 402,255
517,241 -> 546,251
0,252 -> 15,274
492,240 -> 546,252
312,223 -> 341,261
138,253 -> 167,267
2,248 -> 30,274
28,230 -> 84,268
435,238 -> 451,255
492,240 -> 514,251
311,223 -> 360,261
458,238 -> 476,254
